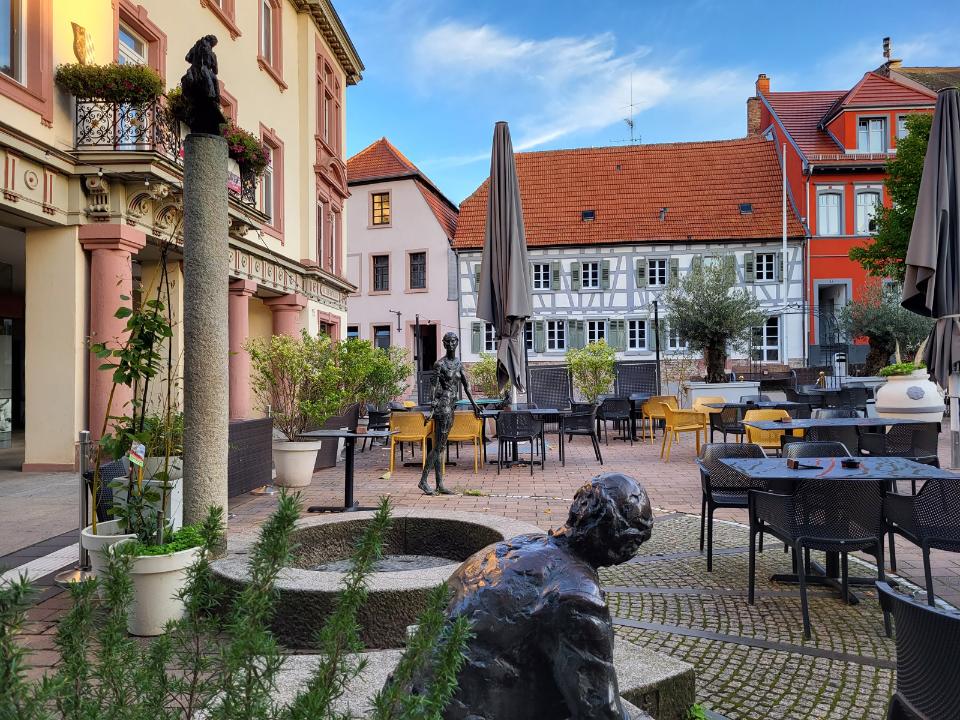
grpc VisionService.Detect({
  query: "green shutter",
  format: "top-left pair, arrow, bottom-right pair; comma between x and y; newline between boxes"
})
471,322 -> 482,353
474,263 -> 481,286
744,252 -> 755,283
601,260 -> 611,290
776,251 -> 784,282
529,262 -> 534,290
570,319 -> 585,348
610,320 -> 626,351
669,257 -> 679,282
650,319 -> 659,351
635,258 -> 646,287
550,260 -> 561,290
534,319 -> 546,353
571,261 -> 581,291
723,254 -> 736,275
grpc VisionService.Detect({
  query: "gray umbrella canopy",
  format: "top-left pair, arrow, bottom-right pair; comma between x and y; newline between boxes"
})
476,121 -> 532,393
902,88 -> 960,391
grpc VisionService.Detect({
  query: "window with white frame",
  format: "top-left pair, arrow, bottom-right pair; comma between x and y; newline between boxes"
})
581,261 -> 601,290
260,0 -> 274,65
1,0 -> 24,82
855,190 -> 881,235
755,253 -> 776,281
532,262 -> 552,290
857,117 -> 887,153
484,323 -> 496,352
647,258 -> 667,286
546,320 -> 566,351
666,325 -> 687,351
817,192 -> 842,236
752,317 -> 780,362
587,320 -> 606,344
627,319 -> 647,351
260,146 -> 274,221
373,325 -> 391,350
525,323 -> 533,351
118,24 -> 147,65
897,115 -> 909,140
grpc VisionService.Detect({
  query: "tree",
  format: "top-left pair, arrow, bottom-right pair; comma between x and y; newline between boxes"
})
566,340 -> 616,404
663,261 -> 767,383
849,113 -> 932,282
838,281 -> 934,374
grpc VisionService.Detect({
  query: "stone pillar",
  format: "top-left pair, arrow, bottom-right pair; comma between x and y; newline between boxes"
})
264,293 -> 308,337
78,224 -> 146,440
228,279 -> 257,419
182,133 -> 229,526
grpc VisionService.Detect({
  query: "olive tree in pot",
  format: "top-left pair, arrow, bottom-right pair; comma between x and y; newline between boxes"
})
566,340 -> 616,406
469,352 -> 510,402
247,330 -> 342,487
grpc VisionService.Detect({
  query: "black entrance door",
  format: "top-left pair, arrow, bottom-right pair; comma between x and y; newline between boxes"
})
418,324 -> 438,371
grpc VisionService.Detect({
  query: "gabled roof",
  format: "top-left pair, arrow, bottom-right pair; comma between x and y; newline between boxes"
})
820,72 -> 936,125
452,136 -> 804,250
880,65 -> 960,93
347,138 -> 459,240
763,90 -> 846,157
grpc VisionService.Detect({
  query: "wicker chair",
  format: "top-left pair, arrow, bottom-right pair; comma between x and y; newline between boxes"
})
749,479 -> 888,638
598,397 -> 633,445
697,443 -> 767,571
709,405 -> 744,443
641,395 -> 678,442
495,411 -> 544,476
561,404 -> 602,466
885,479 -> 960,606
692,396 -> 725,424
446,412 -> 484,473
783,441 -> 851,459
877,581 -> 960,720
660,404 -> 706,461
388,412 -> 433,474
743,409 -> 801,454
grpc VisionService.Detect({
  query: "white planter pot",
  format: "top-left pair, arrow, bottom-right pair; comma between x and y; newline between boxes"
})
143,455 -> 183,481
875,370 -> 945,423
80,519 -> 136,591
123,542 -> 202,636
112,475 -> 184,531
687,381 -> 761,406
272,440 -> 323,487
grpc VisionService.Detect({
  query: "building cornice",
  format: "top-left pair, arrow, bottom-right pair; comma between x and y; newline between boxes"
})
291,0 -> 364,85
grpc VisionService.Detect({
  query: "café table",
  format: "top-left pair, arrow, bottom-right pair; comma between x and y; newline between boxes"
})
742,417 -> 925,432
626,393 -> 651,440
719,456 -> 958,602
706,400 -> 807,410
299,429 -> 395,513
480,406 -> 566,466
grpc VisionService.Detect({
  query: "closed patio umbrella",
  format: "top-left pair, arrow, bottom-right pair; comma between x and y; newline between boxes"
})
477,121 -> 532,394
901,87 -> 960,466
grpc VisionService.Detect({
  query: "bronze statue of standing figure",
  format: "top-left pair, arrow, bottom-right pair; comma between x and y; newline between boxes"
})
419,332 -> 480,496
181,35 -> 227,134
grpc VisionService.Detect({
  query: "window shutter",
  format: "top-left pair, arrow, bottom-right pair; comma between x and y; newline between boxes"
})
447,250 -> 459,301
570,320 -> 585,348
650,319 -> 659,351
474,263 -> 481,286
610,320 -> 626,351
635,258 -> 646,287
601,260 -> 611,290
744,252 -> 755,283
550,260 -> 561,290
470,322 -> 482,354
529,262 -> 535,290
571,261 -> 581,291
776,251 -> 784,282
669,257 -> 680,282
534,319 -> 546,353
723,254 -> 736,277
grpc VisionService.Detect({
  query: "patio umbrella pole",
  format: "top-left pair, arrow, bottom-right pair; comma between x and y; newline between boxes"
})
952,372 -> 960,469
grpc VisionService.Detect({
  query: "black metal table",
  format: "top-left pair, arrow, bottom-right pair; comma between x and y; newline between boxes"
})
627,393 -> 651,440
299,429 -> 395,513
480,407 -> 565,466
743,417 -> 925,432
706,400 -> 807,410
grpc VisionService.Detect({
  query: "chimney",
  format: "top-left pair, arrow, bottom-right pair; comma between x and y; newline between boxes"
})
746,96 -> 761,136
882,37 -> 903,69
756,73 -> 770,95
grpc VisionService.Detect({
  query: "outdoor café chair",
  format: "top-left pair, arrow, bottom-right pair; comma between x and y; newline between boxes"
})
812,407 -> 860,419
740,394 -> 771,404
598,397 -> 632,446
697,443 -> 767,571
859,423 -> 941,461
445,411 -> 484,473
85,458 -> 129,523
660,404 -> 706,462
884,478 -> 960,606
388,412 -> 433,474
709,405 -> 744,443
562,403 -> 602,466
361,405 -> 391,452
838,385 -> 871,414
641,395 -> 678,442
495,411 -> 544,476
743,408 -> 801,455
877,581 -> 960,720
806,425 -> 863,457
782,441 -> 851,459
692,395 -> 725,424
748,479 -> 888,639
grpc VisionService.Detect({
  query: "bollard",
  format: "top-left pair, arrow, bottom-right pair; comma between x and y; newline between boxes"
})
55,430 -> 94,586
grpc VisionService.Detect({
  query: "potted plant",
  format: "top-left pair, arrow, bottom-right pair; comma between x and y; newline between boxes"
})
55,62 -> 164,103
566,340 -> 616,406
247,331 -> 342,486
469,352 -> 509,401
875,361 -> 945,422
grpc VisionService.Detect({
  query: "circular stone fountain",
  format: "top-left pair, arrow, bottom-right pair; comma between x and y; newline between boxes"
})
212,509 -> 542,649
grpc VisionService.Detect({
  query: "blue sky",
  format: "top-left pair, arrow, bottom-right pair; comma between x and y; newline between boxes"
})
338,0 -> 958,204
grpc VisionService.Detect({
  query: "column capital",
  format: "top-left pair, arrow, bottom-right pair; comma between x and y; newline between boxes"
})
264,293 -> 308,312
229,279 -> 258,297
78,223 -> 147,254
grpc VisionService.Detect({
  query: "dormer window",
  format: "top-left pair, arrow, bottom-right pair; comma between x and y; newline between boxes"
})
581,209 -> 595,222
739,203 -> 753,214
857,117 -> 887,153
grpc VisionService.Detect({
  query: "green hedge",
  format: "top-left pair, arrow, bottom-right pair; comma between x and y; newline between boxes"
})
129,524 -> 203,556
55,62 -> 163,104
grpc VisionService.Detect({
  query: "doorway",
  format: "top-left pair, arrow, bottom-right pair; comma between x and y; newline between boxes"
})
417,324 -> 438,372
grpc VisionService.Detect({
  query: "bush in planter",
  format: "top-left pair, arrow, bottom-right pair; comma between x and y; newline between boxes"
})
469,352 -> 507,399
879,361 -> 926,377
55,62 -> 163,103
335,338 -> 413,411
221,121 -> 271,177
566,341 -> 615,405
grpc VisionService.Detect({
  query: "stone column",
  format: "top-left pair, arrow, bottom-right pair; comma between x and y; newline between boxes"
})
78,224 -> 146,440
264,293 -> 308,337
182,133 -> 229,526
228,279 -> 257,419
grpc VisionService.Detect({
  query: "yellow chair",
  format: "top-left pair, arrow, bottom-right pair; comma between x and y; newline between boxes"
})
641,396 -> 678,442
692,396 -> 725,424
743,409 -> 802,453
660,404 -> 707,461
388,412 -> 434,473
445,412 -> 484,473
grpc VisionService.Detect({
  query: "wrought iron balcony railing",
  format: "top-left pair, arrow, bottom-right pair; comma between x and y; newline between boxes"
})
75,97 -> 182,163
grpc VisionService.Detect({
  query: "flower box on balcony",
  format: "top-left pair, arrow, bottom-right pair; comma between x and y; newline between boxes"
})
55,63 -> 163,105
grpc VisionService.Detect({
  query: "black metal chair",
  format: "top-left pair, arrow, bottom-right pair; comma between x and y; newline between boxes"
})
495,411 -> 544,476
740,394 -> 771,404
598,397 -> 632,446
84,459 -> 130,522
614,361 -> 658,397
783,441 -> 851,459
696,443 -> 767,571
709,405 -> 744,442
787,386 -> 825,410
885,479 -> 960,606
811,407 -> 859,419
528,365 -> 573,411
859,423 -> 941,460
877,581 -> 960,720
838,384 -> 871,414
561,404 -> 602,466
749,479 -> 888,638
361,405 -> 391,452
806,425 -> 862,456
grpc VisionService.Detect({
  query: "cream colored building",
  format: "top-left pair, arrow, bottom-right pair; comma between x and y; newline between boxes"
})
0,0 -> 362,470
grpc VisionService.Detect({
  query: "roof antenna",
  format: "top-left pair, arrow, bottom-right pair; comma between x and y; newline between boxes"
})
623,72 -> 641,145
883,37 -> 892,61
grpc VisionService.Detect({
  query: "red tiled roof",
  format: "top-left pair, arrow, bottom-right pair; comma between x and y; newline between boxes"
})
452,137 -> 804,250
348,138 -> 459,240
820,72 -> 936,125
763,90 -> 846,156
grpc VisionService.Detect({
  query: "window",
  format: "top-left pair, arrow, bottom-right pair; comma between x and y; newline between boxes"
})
316,199 -> 325,267
857,117 -> 887,153
532,262 -> 552,290
260,147 -> 274,220
118,23 -> 147,65
1,0 -> 22,82
755,253 -> 776,281
582,261 -> 601,290
346,325 -> 359,340
371,192 -> 390,226
524,323 -> 533,351
259,128 -> 284,235
372,255 -> 389,292
897,115 -> 909,140
258,0 -> 284,88
330,210 -> 339,273
666,325 -> 687,351
484,323 -> 496,352
317,56 -> 341,154
855,190 -> 881,234
409,252 -> 426,290
817,192 -> 842,236
647,259 -> 668,286
587,320 -> 606,344
260,0 -> 273,64
752,317 -> 780,362
546,320 -> 566,351
373,325 -> 391,350
627,320 -> 647,351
